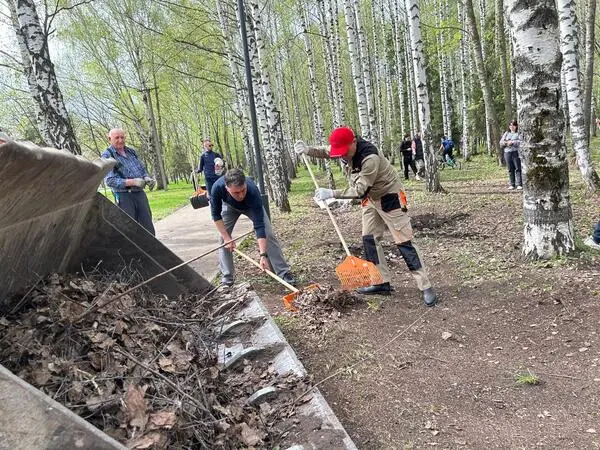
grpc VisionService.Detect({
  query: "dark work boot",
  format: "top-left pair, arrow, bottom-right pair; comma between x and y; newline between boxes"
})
357,282 -> 392,295
423,287 -> 437,307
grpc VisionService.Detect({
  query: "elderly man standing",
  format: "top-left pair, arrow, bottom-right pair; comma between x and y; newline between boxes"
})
101,128 -> 156,235
211,168 -> 295,287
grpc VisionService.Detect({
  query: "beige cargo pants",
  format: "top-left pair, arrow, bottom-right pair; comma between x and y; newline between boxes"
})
361,198 -> 431,291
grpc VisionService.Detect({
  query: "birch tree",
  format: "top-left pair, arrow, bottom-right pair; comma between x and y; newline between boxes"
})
506,0 -> 574,258
557,0 -> 600,192
582,0 -> 596,142
405,0 -> 442,193
8,0 -> 81,154
343,0 -> 370,137
465,0 -> 501,162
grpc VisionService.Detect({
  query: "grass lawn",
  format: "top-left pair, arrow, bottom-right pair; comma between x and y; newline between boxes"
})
100,180 -> 195,221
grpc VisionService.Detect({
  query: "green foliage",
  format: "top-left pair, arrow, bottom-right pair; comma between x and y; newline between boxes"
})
514,369 -> 540,386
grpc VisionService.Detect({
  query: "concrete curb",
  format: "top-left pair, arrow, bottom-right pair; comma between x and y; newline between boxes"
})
216,284 -> 357,450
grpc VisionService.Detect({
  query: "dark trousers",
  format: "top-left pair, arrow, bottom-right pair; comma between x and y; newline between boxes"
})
402,154 -> 417,179
505,151 -> 522,188
205,176 -> 219,199
114,190 -> 155,236
593,221 -> 600,244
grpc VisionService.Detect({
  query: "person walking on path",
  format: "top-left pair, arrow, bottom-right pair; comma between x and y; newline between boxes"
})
294,127 -> 437,307
102,128 -> 156,235
499,120 -> 523,190
412,131 -> 425,178
196,137 -> 223,198
399,133 -> 418,180
211,168 -> 295,287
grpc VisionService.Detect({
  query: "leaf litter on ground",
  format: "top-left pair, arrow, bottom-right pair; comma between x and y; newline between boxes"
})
0,272 -> 317,449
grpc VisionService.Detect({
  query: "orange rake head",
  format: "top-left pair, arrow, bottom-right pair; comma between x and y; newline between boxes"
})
335,255 -> 384,290
283,283 -> 320,312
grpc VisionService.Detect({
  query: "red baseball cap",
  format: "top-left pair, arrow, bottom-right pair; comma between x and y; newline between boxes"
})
329,127 -> 355,157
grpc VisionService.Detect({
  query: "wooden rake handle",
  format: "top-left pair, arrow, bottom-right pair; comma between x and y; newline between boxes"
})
233,248 -> 299,293
301,153 -> 351,256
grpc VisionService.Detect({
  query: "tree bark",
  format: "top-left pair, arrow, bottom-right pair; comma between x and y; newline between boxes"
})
405,0 -> 442,193
557,0 -> 600,192
582,0 -> 596,143
465,0 -> 502,163
506,0 -> 574,259
9,0 -> 81,154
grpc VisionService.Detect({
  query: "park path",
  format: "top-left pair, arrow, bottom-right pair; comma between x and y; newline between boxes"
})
154,204 -> 252,282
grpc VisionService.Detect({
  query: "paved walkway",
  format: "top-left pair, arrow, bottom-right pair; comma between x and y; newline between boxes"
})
154,204 -> 253,282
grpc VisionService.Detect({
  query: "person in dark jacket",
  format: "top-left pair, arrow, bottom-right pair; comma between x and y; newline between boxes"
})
211,168 -> 295,287
196,138 -> 223,198
294,127 -> 437,307
412,131 -> 424,178
399,133 -> 418,180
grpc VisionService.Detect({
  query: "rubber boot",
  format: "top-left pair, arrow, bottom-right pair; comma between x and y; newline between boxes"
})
423,287 -> 437,307
356,282 -> 392,295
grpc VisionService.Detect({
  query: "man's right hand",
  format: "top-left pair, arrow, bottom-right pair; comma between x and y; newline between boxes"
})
294,141 -> 309,155
224,237 -> 236,251
129,178 -> 146,188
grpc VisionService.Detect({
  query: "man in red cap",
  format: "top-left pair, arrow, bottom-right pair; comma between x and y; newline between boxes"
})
294,127 -> 437,307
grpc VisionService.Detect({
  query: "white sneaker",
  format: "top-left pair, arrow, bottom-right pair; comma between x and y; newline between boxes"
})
508,186 -> 515,190
415,175 -> 422,181
516,186 -> 523,190
584,236 -> 600,250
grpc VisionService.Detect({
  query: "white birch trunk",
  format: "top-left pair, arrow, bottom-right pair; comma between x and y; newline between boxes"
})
391,0 -> 407,134
458,0 -> 471,160
405,0 -> 442,192
465,0 -> 502,162
557,0 -> 600,192
354,0 -> 377,144
506,0 -> 574,258
9,0 -> 81,154
249,0 -> 290,211
582,0 -> 596,142
329,0 -> 346,124
344,0 -> 370,137
370,0 -> 385,150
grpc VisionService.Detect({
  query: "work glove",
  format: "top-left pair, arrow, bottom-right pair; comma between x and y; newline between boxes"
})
314,188 -> 334,202
294,140 -> 309,155
130,178 -> 146,188
144,176 -> 156,191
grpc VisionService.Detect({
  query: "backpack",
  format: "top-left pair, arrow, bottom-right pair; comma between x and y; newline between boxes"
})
443,139 -> 454,151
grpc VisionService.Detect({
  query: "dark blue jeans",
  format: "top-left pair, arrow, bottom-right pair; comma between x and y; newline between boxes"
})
505,151 -> 522,188
205,176 -> 220,199
593,221 -> 600,244
114,190 -> 155,235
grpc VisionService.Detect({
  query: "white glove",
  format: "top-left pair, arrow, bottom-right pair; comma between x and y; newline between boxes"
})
314,188 -> 334,201
294,140 -> 309,155
130,178 -> 146,188
144,176 -> 156,191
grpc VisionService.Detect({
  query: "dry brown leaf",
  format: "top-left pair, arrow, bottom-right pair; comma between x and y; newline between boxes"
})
148,411 -> 177,430
125,384 -> 148,431
158,357 -> 175,373
127,431 -> 167,449
239,422 -> 264,446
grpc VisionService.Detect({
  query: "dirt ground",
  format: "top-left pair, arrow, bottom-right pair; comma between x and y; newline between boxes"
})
236,158 -> 600,449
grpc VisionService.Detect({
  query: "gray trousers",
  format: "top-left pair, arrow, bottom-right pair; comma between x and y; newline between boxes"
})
114,190 -> 155,236
219,204 -> 290,283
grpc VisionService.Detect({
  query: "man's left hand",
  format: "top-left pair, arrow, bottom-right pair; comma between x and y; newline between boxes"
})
144,177 -> 156,191
314,188 -> 334,201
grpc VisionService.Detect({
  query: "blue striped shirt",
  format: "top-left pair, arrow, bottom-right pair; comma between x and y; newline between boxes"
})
101,145 -> 149,192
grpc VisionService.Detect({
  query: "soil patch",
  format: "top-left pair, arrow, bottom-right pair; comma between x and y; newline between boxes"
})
236,170 -> 600,448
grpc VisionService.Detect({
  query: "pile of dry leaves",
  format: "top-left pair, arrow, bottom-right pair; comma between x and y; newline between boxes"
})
0,272 -> 313,449
289,285 -> 362,330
